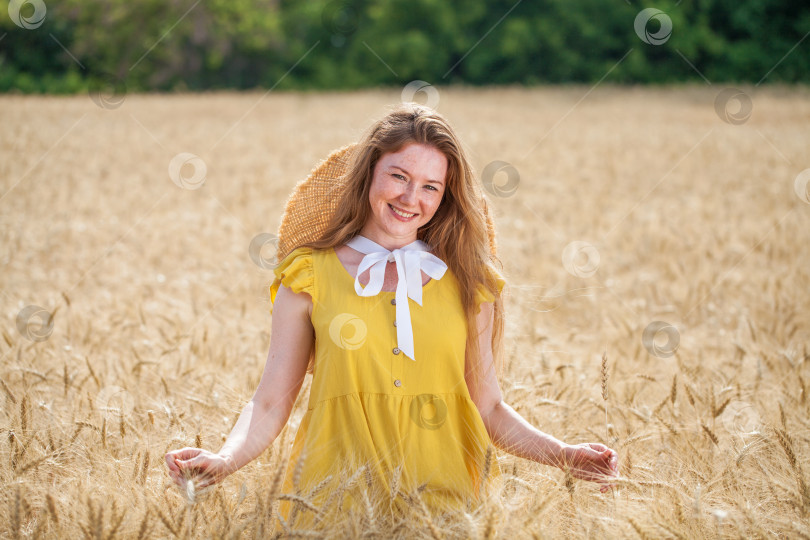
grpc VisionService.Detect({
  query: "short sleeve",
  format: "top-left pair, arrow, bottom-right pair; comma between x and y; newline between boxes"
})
474,265 -> 506,312
269,246 -> 315,313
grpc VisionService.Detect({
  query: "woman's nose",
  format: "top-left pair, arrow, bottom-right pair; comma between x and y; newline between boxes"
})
399,184 -> 417,206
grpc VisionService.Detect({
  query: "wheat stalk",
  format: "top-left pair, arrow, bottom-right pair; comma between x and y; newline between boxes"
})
138,450 -> 149,486
700,423 -> 719,446
20,394 -> 29,432
306,473 -> 333,501
670,374 -> 678,405
684,384 -> 696,408
135,508 -> 151,540
151,501 -> 178,537
713,397 -> 731,418
267,456 -> 286,511
292,446 -> 306,494
601,351 -> 609,441
774,427 -> 810,512
11,485 -> 21,540
389,464 -> 402,520
483,502 -> 498,540
360,486 -> 375,531
407,490 -> 444,540
278,494 -> 319,514
0,377 -> 17,404
107,499 -> 125,540
628,517 -> 655,539
289,446 -> 308,526
45,492 -> 59,525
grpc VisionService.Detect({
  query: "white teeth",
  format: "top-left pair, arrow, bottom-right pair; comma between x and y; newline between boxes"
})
389,204 -> 415,218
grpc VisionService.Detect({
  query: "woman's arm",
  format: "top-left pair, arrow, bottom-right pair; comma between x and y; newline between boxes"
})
165,283 -> 314,489
465,302 -> 618,487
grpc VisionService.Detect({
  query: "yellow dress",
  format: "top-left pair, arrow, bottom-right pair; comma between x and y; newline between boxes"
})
268,246 -> 505,528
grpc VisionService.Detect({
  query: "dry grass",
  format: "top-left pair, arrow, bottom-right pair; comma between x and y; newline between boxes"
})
1,85 -> 809,538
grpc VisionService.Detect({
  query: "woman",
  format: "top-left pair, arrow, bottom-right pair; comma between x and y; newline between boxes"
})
165,103 -> 618,527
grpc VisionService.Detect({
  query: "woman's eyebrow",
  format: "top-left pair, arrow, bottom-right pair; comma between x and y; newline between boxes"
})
390,165 -> 444,185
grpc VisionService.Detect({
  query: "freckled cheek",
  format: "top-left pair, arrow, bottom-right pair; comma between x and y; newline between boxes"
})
374,184 -> 403,203
421,199 -> 441,219
370,186 -> 395,210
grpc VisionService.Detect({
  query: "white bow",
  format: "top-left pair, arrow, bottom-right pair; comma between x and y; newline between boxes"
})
345,235 -> 447,361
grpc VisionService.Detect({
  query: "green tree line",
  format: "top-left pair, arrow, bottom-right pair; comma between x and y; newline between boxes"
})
1,0 -> 809,93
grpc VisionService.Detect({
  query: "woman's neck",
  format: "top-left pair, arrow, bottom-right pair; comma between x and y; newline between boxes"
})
355,228 -> 417,251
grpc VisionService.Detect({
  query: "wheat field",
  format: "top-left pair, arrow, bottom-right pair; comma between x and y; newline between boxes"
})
1,85 -> 809,538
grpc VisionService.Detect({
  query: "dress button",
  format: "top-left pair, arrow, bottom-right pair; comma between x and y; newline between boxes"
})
390,298 -> 396,305
393,320 -> 397,327
392,347 -> 401,355
394,379 -> 402,387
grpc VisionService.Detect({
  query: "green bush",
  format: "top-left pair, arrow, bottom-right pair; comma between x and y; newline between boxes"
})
0,0 -> 807,93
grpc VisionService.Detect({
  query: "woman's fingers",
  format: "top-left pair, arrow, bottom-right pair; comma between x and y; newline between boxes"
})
564,444 -> 619,486
606,448 -> 619,473
169,447 -> 203,461
588,446 -> 618,474
589,444 -> 619,473
165,447 -> 236,494
586,442 -> 609,453
166,447 -> 200,472
594,448 -> 620,492
165,447 -> 212,487
600,448 -> 619,476
165,452 -> 180,473
177,454 -> 201,469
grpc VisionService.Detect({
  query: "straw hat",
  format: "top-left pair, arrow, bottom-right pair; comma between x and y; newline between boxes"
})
275,142 -> 498,262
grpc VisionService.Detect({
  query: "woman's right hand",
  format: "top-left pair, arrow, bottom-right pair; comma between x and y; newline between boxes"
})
162,282 -> 313,493
164,447 -> 236,490
560,442 -> 619,491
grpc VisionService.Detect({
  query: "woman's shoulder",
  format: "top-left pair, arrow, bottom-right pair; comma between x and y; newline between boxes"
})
276,245 -> 335,266
472,263 -> 506,308
269,246 -> 325,309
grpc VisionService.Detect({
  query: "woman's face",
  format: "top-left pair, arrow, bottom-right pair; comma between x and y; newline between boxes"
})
359,142 -> 448,249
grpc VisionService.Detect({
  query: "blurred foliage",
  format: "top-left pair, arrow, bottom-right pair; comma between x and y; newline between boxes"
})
0,0 -> 808,93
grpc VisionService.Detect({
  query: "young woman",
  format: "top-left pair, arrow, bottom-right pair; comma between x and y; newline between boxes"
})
165,103 -> 618,527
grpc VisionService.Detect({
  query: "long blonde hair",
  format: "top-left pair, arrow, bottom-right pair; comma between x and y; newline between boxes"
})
303,103 -> 506,378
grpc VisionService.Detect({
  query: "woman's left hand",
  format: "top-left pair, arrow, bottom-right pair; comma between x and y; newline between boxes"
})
560,442 -> 619,492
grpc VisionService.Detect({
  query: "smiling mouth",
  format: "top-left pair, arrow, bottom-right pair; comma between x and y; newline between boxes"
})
388,203 -> 417,219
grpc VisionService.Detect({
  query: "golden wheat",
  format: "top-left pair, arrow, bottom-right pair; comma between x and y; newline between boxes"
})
1,86 -> 808,538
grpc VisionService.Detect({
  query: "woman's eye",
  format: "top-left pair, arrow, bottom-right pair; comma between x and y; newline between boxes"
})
425,185 -> 437,191
392,173 -> 406,181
